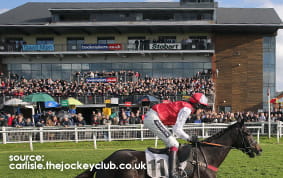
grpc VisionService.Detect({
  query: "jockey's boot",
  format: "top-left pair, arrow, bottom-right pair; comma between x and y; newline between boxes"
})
169,146 -> 178,178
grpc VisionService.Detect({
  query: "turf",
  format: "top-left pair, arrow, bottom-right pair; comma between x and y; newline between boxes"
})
0,137 -> 282,178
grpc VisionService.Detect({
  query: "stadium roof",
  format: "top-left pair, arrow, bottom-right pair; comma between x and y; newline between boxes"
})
0,2 -> 281,34
0,2 -> 281,25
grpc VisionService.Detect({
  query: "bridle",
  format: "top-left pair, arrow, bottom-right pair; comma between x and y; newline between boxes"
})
201,126 -> 255,152
189,126 -> 256,178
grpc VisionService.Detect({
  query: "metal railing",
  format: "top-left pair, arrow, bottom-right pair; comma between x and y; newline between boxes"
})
0,41 -> 214,53
1,122 -> 273,151
0,94 -> 215,106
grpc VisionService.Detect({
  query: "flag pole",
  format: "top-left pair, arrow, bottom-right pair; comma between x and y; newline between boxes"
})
268,88 -> 271,139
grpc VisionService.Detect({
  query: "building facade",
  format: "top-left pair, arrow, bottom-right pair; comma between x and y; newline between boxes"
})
0,0 -> 281,112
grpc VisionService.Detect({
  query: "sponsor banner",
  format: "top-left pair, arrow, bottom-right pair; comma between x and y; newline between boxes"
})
81,44 -> 122,51
81,44 -> 108,50
85,77 -> 117,83
149,43 -> 181,50
108,44 -> 122,50
22,44 -> 55,51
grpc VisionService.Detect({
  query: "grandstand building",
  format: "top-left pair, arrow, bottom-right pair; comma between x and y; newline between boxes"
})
0,0 -> 282,112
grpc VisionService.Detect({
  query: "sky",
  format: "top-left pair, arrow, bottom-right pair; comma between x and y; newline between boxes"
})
0,0 -> 282,92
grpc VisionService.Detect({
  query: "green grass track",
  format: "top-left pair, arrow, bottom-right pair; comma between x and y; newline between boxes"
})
0,137 -> 282,178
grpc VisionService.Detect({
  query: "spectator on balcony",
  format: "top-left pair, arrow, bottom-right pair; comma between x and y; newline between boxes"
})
91,114 -> 100,126
52,115 -> 60,126
102,115 -> 112,125
119,109 -> 129,125
61,116 -> 72,127
258,112 -> 266,122
0,114 -> 7,126
7,113 -> 15,126
13,114 -> 25,127
25,118 -> 34,127
76,115 -> 86,126
194,115 -> 202,123
46,118 -> 55,126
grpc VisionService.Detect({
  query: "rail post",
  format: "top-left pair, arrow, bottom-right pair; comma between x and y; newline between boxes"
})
261,123 -> 265,135
39,127 -> 43,143
93,131 -> 97,149
108,125 -> 112,142
29,133 -> 33,151
75,126 -> 78,143
257,128 -> 260,144
140,124 -> 144,141
202,123 -> 205,139
2,127 -> 6,144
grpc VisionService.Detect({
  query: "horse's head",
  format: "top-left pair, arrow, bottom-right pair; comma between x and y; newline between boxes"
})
233,120 -> 262,157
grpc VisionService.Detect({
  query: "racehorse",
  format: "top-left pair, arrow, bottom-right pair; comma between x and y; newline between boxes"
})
76,120 -> 262,178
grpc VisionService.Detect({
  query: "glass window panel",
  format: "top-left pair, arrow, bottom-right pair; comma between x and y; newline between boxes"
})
42,71 -> 51,79
7,64 -> 11,70
123,63 -> 133,70
163,63 -> 173,69
172,62 -> 184,69
21,71 -> 31,79
31,71 -> 42,79
72,64 -> 81,70
62,64 -> 71,70
97,37 -> 115,44
36,38 -> 54,45
31,64 -> 41,71
152,71 -> 162,78
142,63 -> 152,69
172,70 -> 184,77
112,63 -> 123,69
42,64 -> 51,71
82,64 -> 90,70
61,71 -> 72,81
52,64 -> 61,70
183,63 -> 192,69
142,69 -> 152,77
52,71 -> 61,80
191,63 -> 203,68
90,63 -> 100,71
132,63 -> 143,69
152,63 -> 160,69
22,64 -> 31,70
100,63 -> 112,70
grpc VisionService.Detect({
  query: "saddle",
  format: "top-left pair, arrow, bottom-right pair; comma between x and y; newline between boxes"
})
147,144 -> 192,162
146,144 -> 194,178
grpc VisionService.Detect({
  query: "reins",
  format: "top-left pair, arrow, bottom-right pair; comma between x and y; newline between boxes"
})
189,127 -> 254,177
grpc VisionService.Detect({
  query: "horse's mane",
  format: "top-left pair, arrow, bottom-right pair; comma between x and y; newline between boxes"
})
202,122 -> 242,142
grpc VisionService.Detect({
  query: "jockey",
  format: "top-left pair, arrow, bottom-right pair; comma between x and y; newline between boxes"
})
144,93 -> 208,178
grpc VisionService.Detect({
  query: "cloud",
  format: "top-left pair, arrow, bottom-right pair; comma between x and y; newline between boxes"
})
0,8 -> 9,14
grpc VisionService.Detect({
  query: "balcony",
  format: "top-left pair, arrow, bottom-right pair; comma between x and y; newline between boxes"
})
0,40 -> 214,55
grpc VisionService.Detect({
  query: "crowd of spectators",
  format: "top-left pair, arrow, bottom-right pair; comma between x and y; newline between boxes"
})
0,70 -> 214,98
1,109 -> 283,128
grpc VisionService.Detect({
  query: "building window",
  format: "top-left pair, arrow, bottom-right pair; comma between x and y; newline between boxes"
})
97,37 -> 115,44
143,12 -> 174,21
262,36 -> 276,111
157,36 -> 176,43
67,37 -> 84,51
5,38 -> 24,51
36,38 -> 54,45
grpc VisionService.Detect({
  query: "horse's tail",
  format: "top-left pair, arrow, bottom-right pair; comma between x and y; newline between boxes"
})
75,167 -> 96,178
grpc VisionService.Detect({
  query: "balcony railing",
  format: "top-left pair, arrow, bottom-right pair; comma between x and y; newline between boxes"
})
0,41 -> 214,53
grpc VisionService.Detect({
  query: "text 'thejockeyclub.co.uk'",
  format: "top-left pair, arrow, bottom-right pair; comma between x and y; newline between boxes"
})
9,154 -> 147,171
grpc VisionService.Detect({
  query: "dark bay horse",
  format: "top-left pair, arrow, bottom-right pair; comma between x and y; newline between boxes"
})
76,120 -> 262,178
